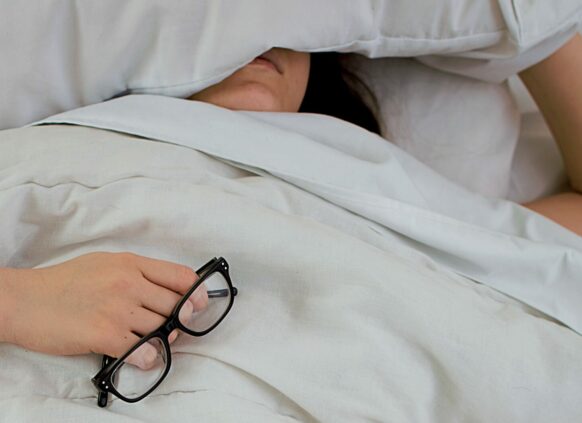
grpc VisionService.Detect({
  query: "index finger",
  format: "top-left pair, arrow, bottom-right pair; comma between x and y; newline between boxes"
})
134,255 -> 199,295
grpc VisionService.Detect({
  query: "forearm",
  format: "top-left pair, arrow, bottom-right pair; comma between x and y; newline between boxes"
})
519,34 -> 582,192
524,192 -> 582,237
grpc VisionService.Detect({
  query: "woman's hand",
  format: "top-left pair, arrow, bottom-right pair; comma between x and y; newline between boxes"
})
1,252 -> 207,369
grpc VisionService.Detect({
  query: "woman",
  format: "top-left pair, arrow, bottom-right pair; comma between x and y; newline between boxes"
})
190,48 -> 382,134
192,45 -> 582,235
1,35 -> 581,367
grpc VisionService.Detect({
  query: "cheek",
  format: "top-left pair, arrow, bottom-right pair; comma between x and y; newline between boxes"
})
283,55 -> 310,112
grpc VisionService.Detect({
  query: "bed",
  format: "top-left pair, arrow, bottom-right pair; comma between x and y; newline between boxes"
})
1,2 -> 582,422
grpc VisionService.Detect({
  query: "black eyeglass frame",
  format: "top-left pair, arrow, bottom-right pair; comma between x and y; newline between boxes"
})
91,256 -> 237,407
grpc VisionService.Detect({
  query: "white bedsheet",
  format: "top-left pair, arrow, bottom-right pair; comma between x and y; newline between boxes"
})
1,97 -> 581,421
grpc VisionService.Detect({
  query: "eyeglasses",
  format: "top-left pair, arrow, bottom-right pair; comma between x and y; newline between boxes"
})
92,257 -> 238,407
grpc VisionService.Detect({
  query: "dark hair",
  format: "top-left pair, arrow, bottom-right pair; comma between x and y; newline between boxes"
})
299,52 -> 382,135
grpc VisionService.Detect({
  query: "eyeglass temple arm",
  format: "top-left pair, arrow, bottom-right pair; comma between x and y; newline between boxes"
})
207,287 -> 238,298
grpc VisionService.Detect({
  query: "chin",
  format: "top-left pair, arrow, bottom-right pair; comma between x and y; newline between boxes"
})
219,81 -> 285,112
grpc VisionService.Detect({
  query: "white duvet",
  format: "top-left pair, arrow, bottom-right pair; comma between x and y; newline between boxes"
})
1,96 -> 582,422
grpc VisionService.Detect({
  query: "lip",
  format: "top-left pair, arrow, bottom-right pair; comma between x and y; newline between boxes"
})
248,51 -> 282,74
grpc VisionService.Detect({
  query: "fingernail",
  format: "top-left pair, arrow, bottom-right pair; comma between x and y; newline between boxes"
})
168,330 -> 179,343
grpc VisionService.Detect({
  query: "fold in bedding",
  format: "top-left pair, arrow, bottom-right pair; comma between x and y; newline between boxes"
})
0,97 -> 581,421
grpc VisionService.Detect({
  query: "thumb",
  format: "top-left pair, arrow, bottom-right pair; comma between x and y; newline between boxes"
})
124,342 -> 159,370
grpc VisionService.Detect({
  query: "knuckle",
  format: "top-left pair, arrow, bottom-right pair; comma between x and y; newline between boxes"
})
93,251 -> 117,261
106,264 -> 142,292
116,252 -> 138,266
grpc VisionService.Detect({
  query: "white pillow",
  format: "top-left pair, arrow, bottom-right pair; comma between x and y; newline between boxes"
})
1,0 -> 581,129
350,57 -> 520,199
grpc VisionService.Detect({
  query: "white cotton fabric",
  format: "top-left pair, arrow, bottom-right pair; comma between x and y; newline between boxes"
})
1,0 -> 581,129
1,101 -> 582,421
349,57 -> 521,199
349,57 -> 570,203
417,26 -> 579,83
33,95 -> 582,334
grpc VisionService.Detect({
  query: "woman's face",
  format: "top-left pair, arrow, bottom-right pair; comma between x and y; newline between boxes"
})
190,48 -> 310,113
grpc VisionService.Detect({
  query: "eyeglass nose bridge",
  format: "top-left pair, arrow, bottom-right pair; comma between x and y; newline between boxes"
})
163,318 -> 179,335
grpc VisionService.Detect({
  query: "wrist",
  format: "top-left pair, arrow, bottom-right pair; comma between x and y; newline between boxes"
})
0,267 -> 38,344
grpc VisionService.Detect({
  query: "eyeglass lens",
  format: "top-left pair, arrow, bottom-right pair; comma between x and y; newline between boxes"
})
111,337 -> 168,399
180,272 -> 231,333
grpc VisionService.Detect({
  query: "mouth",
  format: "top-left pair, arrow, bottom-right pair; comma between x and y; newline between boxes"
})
248,51 -> 283,74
